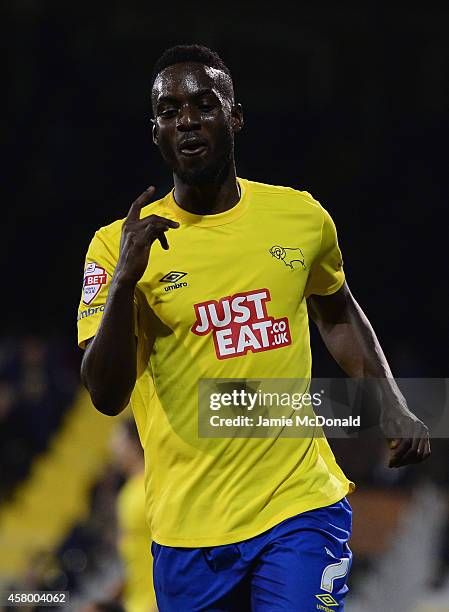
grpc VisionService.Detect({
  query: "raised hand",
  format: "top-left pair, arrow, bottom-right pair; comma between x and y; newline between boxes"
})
114,186 -> 179,287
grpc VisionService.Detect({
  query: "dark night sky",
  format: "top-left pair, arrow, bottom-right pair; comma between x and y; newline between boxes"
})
3,2 -> 448,376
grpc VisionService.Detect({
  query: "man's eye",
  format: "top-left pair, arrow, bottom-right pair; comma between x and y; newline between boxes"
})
160,109 -> 177,118
199,103 -> 215,111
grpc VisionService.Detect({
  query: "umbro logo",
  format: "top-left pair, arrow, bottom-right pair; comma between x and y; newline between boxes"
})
160,271 -> 188,292
160,271 -> 187,283
315,593 -> 338,607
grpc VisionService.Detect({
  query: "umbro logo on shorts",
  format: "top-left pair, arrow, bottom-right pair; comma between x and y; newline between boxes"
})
315,593 -> 338,607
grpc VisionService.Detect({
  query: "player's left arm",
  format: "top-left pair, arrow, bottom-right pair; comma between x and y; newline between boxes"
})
307,281 -> 431,468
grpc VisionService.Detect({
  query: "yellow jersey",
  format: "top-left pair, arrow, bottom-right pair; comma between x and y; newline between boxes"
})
116,471 -> 156,611
78,178 -> 355,547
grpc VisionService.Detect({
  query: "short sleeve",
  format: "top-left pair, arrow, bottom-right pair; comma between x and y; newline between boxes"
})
304,207 -> 345,297
77,228 -> 138,348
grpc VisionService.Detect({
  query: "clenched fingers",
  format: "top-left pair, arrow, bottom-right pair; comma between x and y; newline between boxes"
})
141,218 -> 179,250
388,425 -> 431,468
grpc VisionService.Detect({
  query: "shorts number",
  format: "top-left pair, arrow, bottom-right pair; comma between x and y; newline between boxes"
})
321,558 -> 350,593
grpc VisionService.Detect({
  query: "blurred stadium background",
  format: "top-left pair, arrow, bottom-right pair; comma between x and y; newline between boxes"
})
2,2 -> 448,611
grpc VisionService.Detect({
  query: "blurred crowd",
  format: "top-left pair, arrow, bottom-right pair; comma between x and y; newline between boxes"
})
0,336 -> 78,502
0,337 -> 156,610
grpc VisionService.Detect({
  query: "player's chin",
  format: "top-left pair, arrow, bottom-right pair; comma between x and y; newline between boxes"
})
177,159 -> 208,177
175,163 -> 217,186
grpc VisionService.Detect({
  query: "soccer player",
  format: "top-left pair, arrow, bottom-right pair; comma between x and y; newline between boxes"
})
81,420 -> 157,612
111,419 -> 157,612
78,44 -> 430,610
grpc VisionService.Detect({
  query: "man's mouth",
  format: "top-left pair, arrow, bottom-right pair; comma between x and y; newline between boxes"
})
178,139 -> 208,156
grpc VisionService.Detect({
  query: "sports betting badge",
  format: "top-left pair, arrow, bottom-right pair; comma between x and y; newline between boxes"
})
83,262 -> 107,305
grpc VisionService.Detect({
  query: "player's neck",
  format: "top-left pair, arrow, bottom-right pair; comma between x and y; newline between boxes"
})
173,165 -> 240,215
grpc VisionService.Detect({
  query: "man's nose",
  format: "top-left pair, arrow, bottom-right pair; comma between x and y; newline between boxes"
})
177,105 -> 201,131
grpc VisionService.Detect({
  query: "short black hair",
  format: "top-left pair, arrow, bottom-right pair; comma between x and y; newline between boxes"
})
150,44 -> 232,93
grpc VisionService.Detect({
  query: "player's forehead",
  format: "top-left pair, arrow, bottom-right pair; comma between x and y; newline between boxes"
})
152,62 -> 232,105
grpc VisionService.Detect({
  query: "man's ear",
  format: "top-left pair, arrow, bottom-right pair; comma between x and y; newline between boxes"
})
151,119 -> 159,145
231,103 -> 244,133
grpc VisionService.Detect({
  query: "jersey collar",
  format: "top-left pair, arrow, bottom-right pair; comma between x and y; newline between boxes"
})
168,178 -> 249,227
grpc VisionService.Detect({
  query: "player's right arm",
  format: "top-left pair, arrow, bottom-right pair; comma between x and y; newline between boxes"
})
80,187 -> 179,416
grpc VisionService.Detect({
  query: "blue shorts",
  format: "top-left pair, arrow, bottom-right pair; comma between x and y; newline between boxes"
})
151,497 -> 352,611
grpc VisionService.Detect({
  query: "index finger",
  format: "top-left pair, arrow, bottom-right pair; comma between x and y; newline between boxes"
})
126,186 -> 156,221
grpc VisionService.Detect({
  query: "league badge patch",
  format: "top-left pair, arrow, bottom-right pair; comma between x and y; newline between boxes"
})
83,262 -> 107,305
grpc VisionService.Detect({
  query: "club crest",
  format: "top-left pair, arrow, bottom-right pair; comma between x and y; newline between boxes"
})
269,246 -> 306,269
